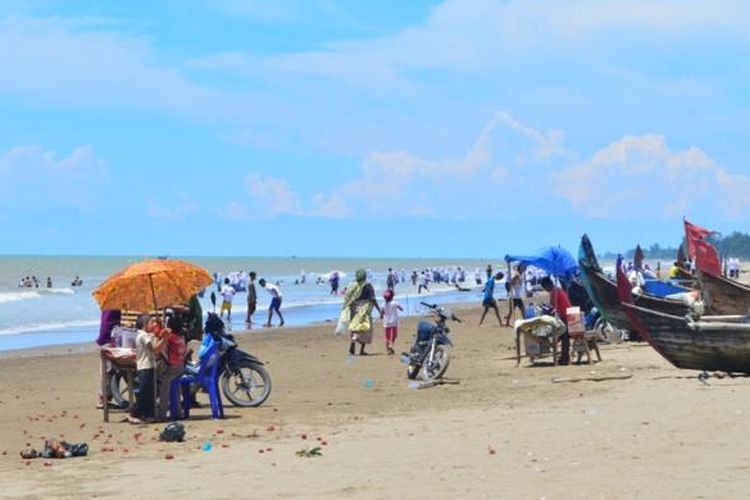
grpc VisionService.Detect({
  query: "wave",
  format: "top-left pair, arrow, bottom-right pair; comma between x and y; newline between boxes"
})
0,319 -> 99,337
39,287 -> 76,295
0,291 -> 43,304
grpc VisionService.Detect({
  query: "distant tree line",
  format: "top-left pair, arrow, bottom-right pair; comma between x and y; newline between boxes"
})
600,231 -> 750,261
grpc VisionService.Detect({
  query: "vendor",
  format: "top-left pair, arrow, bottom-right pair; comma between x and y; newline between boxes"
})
95,309 -> 121,409
540,277 -> 571,366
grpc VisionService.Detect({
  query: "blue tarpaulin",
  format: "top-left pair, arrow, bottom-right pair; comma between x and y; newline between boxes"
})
504,246 -> 579,280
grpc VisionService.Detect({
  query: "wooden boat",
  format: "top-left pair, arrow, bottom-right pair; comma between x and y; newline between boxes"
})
578,235 -> 691,335
697,270 -> 750,316
621,303 -> 750,373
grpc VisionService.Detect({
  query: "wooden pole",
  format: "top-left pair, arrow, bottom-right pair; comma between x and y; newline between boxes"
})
101,352 -> 109,423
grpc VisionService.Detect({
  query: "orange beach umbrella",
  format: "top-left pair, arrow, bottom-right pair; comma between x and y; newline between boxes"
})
92,259 -> 212,312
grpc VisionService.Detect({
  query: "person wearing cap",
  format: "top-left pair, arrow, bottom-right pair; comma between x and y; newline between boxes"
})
342,269 -> 383,356
382,289 -> 403,356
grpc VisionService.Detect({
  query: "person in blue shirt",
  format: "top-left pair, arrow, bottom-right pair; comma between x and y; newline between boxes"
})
479,271 -> 504,326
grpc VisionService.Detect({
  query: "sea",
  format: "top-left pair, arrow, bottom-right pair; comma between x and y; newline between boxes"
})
0,256 -> 504,352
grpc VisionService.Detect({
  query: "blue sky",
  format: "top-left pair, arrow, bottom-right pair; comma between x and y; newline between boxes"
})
1,0 -> 749,258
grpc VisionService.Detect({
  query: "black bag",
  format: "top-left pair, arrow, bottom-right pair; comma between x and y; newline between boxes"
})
159,422 -> 186,443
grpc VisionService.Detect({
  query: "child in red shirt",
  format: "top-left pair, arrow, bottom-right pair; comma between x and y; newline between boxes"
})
157,315 -> 187,421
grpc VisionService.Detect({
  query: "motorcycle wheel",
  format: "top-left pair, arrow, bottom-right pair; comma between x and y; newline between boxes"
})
422,345 -> 450,382
221,361 -> 272,407
595,319 -> 622,344
108,371 -> 136,410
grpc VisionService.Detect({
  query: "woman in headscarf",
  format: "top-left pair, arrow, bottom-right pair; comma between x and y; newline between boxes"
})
342,269 -> 383,356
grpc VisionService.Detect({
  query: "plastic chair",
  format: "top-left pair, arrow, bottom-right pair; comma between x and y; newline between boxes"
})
170,341 -> 224,420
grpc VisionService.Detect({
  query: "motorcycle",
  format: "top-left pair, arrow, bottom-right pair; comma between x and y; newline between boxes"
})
401,302 -> 461,381
109,314 -> 272,409
584,307 -> 625,343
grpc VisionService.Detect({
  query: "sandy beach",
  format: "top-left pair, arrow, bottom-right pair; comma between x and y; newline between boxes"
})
1,303 -> 749,499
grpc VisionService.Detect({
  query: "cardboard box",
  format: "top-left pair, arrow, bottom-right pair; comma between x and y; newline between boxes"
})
566,306 -> 585,335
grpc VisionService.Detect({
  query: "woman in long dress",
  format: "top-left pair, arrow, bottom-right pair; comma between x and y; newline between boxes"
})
342,269 -> 383,356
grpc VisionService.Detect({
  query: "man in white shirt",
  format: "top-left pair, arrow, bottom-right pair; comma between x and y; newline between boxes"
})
220,278 -> 236,321
259,278 -> 285,328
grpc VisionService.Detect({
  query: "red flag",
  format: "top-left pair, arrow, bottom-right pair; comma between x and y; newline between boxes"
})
695,239 -> 721,276
684,219 -> 713,258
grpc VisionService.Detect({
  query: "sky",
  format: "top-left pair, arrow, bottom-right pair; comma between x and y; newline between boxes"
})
0,0 -> 749,258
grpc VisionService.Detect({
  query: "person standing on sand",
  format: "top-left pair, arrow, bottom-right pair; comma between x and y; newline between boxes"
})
95,309 -> 121,409
382,289 -> 403,356
540,276 -> 571,366
504,266 -> 525,326
246,271 -> 258,326
130,316 -> 167,424
479,272 -> 504,326
259,279 -> 285,327
343,269 -> 383,356
157,315 -> 187,421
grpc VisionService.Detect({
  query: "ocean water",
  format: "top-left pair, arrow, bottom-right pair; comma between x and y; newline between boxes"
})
0,256 -> 504,351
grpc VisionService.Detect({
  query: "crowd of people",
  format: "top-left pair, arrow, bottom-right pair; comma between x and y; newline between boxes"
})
17,275 -> 83,288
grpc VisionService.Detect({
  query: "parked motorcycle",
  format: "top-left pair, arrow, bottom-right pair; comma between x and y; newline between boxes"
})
401,302 -> 460,381
109,314 -> 271,409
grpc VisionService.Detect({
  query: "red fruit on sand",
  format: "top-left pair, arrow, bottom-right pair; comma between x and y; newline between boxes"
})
488,447 -> 496,456
123,448 -> 129,453
44,461 -> 52,467
300,434 -> 307,440
266,425 -> 275,432
221,444 -> 230,449
216,429 -> 224,435
25,462 -> 31,467
321,441 -> 328,446
259,449 -> 265,454
165,453 -> 174,460
266,448 -> 272,452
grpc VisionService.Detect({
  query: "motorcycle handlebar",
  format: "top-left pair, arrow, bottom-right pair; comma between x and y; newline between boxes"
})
420,301 -> 461,323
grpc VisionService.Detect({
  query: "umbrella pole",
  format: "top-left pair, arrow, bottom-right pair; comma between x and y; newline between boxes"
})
147,273 -> 159,420
148,274 -> 158,312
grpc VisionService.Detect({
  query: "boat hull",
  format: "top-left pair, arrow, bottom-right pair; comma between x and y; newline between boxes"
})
698,270 -> 750,316
623,303 -> 750,373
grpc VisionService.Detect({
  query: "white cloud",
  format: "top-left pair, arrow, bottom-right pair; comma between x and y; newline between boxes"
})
0,144 -> 108,210
307,111 -> 566,218
0,16 -> 274,123
146,195 -> 198,220
554,134 -> 750,219
218,0 -> 750,90
245,173 -> 303,217
216,201 -> 251,220
309,194 -> 352,219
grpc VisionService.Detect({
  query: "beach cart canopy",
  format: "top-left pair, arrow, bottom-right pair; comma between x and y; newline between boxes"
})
504,246 -> 579,280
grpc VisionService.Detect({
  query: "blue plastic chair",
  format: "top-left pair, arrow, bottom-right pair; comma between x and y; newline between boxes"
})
170,340 -> 224,420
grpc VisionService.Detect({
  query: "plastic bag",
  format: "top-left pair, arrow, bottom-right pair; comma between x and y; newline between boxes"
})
334,309 -> 350,336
